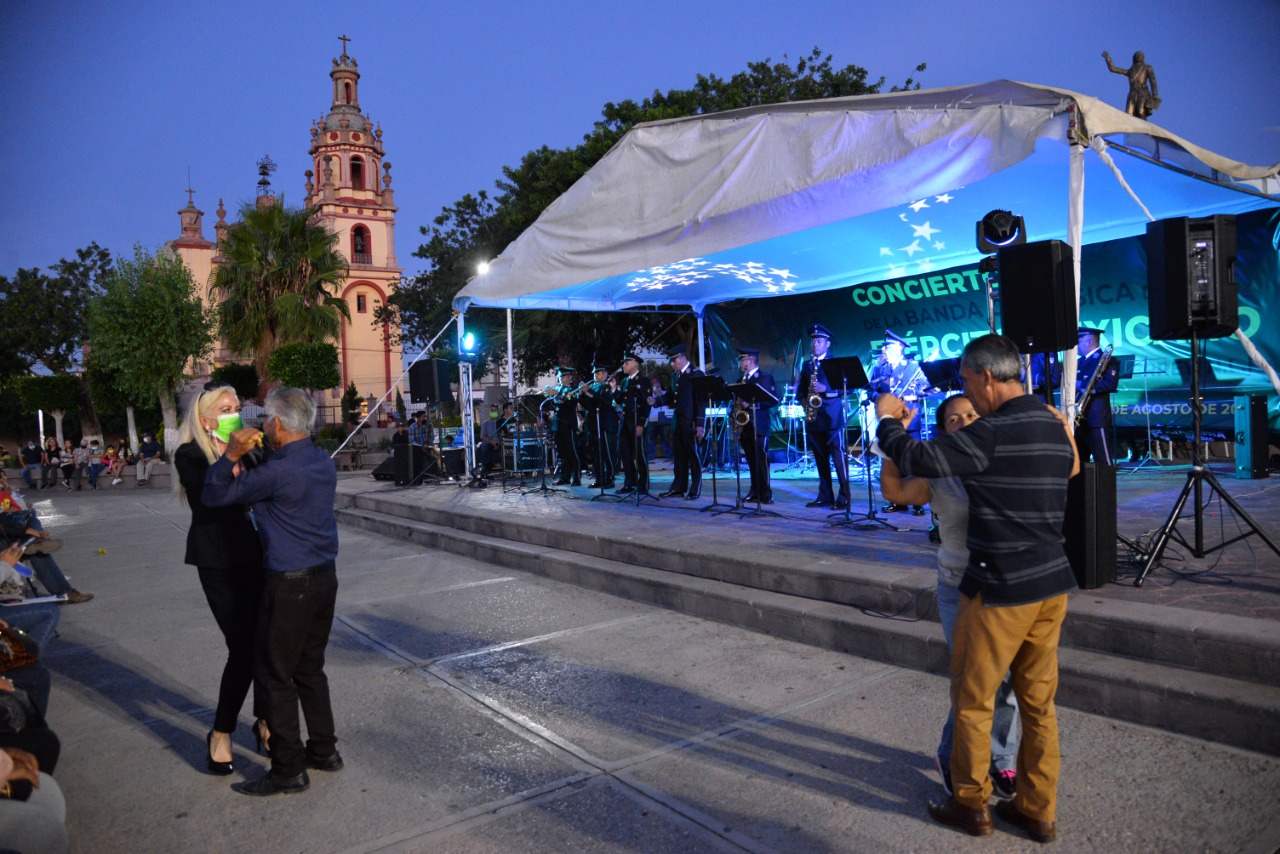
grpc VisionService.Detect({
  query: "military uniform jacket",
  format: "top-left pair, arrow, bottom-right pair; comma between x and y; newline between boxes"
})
670,367 -> 706,427
553,394 -> 580,434
617,374 -> 651,430
869,359 -> 927,401
1076,348 -> 1120,428
579,383 -> 619,431
739,370 -> 778,419
799,357 -> 846,432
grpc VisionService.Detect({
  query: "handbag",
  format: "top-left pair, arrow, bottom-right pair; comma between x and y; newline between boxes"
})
0,510 -> 31,540
0,624 -> 39,673
0,686 -> 36,733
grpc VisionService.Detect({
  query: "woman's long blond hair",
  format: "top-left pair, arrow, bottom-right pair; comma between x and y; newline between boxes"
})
172,386 -> 238,505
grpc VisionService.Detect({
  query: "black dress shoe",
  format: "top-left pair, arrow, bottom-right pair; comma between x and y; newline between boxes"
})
571,479 -> 581,486
616,486 -> 636,495
833,498 -> 850,510
239,770 -> 310,796
927,797 -> 992,836
206,731 -> 233,776
684,489 -> 701,500
994,799 -> 1055,843
658,489 -> 683,498
881,501 -> 907,513
805,499 -> 832,508
744,492 -> 758,502
911,505 -> 927,516
305,749 -> 344,772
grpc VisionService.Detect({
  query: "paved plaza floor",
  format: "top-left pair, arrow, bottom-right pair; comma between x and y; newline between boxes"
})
20,483 -> 1280,853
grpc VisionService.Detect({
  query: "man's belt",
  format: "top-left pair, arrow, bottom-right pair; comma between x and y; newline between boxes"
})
275,559 -> 336,580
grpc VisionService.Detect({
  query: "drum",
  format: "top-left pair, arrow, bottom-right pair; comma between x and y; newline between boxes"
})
778,404 -> 806,420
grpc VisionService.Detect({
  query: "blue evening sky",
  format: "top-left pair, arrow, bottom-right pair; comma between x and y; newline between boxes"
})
2,0 -> 1276,276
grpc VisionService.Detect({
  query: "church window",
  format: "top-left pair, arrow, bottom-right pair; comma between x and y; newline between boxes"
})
350,156 -> 365,189
344,81 -> 352,103
357,293 -> 368,313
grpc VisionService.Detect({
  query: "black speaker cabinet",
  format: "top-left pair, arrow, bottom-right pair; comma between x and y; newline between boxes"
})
408,359 -> 455,404
441,447 -> 466,478
1235,394 -> 1269,479
1146,215 -> 1238,340
998,239 -> 1078,353
1064,462 -> 1117,589
503,438 -> 543,472
371,455 -> 398,482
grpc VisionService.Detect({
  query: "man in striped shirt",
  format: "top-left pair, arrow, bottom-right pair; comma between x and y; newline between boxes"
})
876,334 -> 1078,843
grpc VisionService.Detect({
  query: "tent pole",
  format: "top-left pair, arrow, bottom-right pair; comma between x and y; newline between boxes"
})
458,313 -> 476,479
507,309 -> 515,402
1063,136 -> 1086,422
696,312 -> 706,371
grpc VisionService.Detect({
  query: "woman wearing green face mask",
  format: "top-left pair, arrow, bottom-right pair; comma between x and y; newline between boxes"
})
173,383 -> 269,776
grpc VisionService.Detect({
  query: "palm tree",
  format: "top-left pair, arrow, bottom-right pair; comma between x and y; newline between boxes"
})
210,198 -> 352,379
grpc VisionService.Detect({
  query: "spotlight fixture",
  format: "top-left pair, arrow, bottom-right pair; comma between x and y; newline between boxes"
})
477,261 -> 490,275
458,331 -> 479,365
976,210 -> 1026,254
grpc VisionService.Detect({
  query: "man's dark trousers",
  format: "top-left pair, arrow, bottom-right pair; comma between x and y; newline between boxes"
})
257,565 -> 339,778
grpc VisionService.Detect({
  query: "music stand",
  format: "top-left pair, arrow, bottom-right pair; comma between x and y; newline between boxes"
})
726,380 -> 780,519
689,374 -> 735,513
521,398 -> 566,497
920,357 -> 963,393
822,356 -> 903,532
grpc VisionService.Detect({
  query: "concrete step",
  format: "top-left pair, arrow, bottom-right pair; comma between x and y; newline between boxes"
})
343,490 -> 1280,689
337,503 -> 1280,756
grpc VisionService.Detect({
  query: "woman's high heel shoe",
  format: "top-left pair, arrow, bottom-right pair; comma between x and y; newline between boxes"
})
253,718 -> 271,756
206,730 -> 233,776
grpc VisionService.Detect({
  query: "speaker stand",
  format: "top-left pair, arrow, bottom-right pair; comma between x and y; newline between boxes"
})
1134,332 -> 1280,585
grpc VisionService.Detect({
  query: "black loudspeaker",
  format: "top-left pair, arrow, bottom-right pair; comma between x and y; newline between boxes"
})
998,239 -> 1078,353
408,359 -> 455,404
1235,394 -> 1269,479
371,456 -> 397,482
441,447 -> 466,478
1146,215 -> 1238,340
1064,462 -> 1117,589
392,445 -> 412,485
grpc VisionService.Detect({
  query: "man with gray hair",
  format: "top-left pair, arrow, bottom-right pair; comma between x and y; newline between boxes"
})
876,334 -> 1078,843
203,387 -> 343,796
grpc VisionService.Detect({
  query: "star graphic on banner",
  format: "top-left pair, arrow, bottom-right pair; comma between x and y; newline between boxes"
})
909,199 -> 930,213
880,247 -> 894,257
768,268 -> 795,280
916,258 -> 935,273
899,212 -> 909,222
933,240 -> 946,251
911,221 -> 940,241
899,239 -> 923,257
888,264 -> 907,278
783,281 -> 796,292
934,193 -> 954,204
764,283 -> 779,293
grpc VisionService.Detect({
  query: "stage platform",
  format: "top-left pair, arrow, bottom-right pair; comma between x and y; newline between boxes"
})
336,458 -> 1280,755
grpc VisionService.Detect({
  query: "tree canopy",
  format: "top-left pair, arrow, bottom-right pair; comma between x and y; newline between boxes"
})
266,342 -> 342,393
87,245 -> 217,440
379,49 -> 924,383
210,199 -> 351,379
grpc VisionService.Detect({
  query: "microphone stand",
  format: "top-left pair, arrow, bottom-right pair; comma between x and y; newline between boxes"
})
522,398 -> 566,497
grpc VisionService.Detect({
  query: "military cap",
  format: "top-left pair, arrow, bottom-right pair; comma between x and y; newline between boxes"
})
736,347 -> 761,358
665,344 -> 688,360
883,330 -> 909,349
1077,326 -> 1104,337
807,323 -> 832,339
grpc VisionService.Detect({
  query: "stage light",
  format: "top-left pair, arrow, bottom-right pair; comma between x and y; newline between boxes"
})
459,331 -> 479,364
976,209 -> 1026,254
477,261 -> 490,275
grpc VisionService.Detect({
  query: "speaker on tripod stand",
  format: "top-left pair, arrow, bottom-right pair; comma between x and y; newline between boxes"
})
1135,214 -> 1280,585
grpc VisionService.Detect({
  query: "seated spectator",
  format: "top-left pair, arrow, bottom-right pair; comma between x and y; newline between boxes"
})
40,439 -> 61,490
0,747 -> 69,854
135,432 -> 163,486
0,478 -> 93,605
58,441 -> 76,492
72,440 -> 90,491
105,444 -> 126,486
1,545 -> 62,716
19,442 -> 43,492
86,440 -> 105,489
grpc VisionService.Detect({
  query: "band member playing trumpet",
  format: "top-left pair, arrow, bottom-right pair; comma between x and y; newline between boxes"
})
579,362 -> 618,489
615,353 -> 651,495
870,330 -> 928,514
736,347 -> 777,504
799,323 -> 850,509
661,344 -> 705,500
551,367 -> 582,485
1073,326 -> 1120,466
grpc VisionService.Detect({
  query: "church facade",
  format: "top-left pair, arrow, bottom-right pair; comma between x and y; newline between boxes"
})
168,41 -> 404,417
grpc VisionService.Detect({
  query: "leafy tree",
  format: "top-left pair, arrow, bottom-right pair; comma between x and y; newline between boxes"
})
87,246 -> 217,449
394,388 -> 406,421
12,374 -> 82,446
265,342 -> 341,392
210,199 -> 351,379
380,49 -> 925,382
209,363 -> 259,401
340,381 -> 361,426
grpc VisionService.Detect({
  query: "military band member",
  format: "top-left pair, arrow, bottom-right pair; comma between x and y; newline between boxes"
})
551,367 -> 582,486
579,362 -> 619,489
736,347 -> 777,504
869,330 -> 928,514
615,353 -> 651,495
1073,326 -> 1120,466
799,323 -> 850,509
661,344 -> 705,500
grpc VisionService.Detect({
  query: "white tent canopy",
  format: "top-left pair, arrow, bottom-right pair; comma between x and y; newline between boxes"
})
454,80 -> 1279,315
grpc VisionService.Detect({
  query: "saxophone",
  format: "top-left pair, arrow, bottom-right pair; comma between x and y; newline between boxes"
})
1073,345 -> 1114,429
805,361 -> 824,423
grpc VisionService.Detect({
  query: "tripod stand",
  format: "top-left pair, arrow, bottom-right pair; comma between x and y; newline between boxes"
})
521,399 -> 566,497
1134,330 -> 1280,585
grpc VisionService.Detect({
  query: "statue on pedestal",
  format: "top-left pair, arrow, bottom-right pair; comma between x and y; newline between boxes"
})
1103,50 -> 1160,119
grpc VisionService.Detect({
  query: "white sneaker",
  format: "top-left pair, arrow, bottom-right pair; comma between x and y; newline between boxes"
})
111,478 -> 123,486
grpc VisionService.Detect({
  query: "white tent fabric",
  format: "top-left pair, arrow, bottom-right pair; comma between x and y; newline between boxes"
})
454,80 -> 1279,315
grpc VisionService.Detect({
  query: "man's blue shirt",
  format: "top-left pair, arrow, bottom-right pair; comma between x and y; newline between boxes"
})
202,438 -> 339,572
